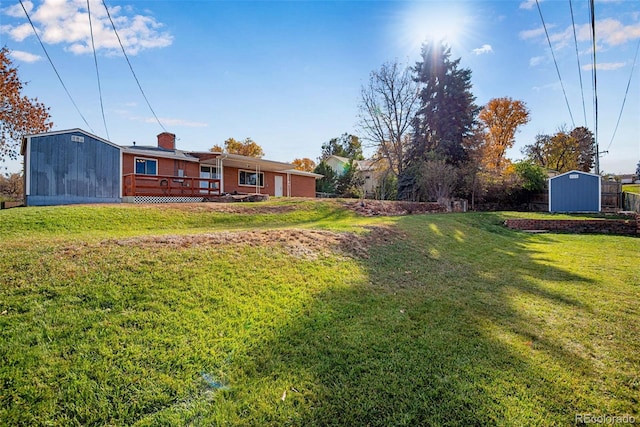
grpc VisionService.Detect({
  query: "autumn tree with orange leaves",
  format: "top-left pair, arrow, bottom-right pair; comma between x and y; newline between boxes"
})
211,137 -> 264,158
1,47 -> 53,163
478,97 -> 530,173
291,158 -> 316,172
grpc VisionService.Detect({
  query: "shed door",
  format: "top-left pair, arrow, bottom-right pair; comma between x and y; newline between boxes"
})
274,175 -> 283,197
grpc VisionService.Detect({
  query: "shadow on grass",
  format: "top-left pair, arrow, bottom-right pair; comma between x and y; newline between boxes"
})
219,213 -> 615,426
2,211 -> 634,425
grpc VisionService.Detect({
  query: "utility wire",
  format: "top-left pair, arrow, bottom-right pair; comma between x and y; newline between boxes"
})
606,38 -> 640,152
569,0 -> 588,127
535,0 -> 575,128
87,0 -> 110,140
589,0 -> 599,173
101,0 -> 166,132
18,0 -> 95,133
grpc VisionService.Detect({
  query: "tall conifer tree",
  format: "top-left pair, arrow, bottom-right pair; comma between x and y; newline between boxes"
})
410,42 -> 478,163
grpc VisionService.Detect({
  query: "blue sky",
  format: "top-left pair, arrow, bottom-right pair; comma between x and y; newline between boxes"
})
1,0 -> 639,174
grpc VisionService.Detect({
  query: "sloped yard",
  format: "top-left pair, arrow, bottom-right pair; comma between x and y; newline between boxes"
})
0,200 -> 638,425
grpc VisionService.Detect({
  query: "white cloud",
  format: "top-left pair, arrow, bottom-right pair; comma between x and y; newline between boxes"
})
520,18 -> 640,52
519,0 -> 538,10
1,1 -> 33,17
1,0 -> 173,56
519,26 -> 548,40
592,18 -> 640,46
532,82 -> 561,93
581,62 -> 626,71
1,23 -> 34,42
548,26 -> 573,50
529,56 -> 545,67
473,44 -> 493,55
9,50 -> 42,63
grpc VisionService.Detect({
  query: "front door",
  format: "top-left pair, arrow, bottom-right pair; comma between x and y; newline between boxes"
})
274,175 -> 283,197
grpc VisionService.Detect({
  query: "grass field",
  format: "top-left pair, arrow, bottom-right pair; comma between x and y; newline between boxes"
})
1,200 -> 638,426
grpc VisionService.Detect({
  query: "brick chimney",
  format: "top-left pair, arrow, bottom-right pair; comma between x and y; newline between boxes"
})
157,132 -> 176,150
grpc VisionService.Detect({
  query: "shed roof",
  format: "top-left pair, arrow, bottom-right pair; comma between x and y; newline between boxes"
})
21,128 -> 122,155
549,170 -> 601,180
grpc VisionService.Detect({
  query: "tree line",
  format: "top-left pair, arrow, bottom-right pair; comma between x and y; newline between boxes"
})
284,41 -> 600,205
354,41 -> 597,206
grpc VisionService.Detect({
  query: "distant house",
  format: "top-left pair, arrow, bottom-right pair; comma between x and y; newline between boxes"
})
325,155 -> 379,198
617,174 -> 636,184
22,129 -> 321,206
548,170 -> 601,213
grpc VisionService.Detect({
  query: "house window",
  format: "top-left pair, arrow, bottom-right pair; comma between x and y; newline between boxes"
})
200,165 -> 220,179
239,170 -> 264,187
135,158 -> 157,175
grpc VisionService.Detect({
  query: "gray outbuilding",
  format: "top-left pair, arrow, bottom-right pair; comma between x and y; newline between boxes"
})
548,170 -> 601,213
22,129 -> 122,206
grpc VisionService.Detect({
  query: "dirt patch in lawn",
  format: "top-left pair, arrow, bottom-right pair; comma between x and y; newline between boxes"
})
131,202 -> 300,215
61,226 -> 403,261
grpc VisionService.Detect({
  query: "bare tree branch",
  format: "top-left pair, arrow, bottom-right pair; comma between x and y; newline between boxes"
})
358,62 -> 419,177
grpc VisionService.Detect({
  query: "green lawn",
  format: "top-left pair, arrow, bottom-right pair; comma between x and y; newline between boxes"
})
1,201 -> 638,426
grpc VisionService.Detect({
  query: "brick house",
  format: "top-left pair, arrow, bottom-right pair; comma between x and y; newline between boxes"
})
22,129 -> 321,206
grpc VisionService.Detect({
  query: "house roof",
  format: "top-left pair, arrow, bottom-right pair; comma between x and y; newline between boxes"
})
282,169 -> 324,179
326,155 -> 376,172
198,152 -> 295,172
355,159 -> 376,171
328,155 -> 350,164
21,128 -> 122,155
122,145 -> 200,162
198,153 -> 323,178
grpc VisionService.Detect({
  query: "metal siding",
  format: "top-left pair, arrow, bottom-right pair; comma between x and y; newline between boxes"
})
98,144 -> 109,198
26,131 -> 121,205
549,172 -> 600,212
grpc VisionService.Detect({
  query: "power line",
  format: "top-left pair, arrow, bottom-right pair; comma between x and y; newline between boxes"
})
589,0 -> 599,174
569,0 -> 588,127
87,0 -> 110,140
18,0 -> 95,133
606,38 -> 640,152
101,0 -> 166,133
535,0 -> 575,128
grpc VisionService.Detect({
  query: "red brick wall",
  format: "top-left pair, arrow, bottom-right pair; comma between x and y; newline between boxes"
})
505,218 -> 639,236
289,174 -> 316,198
222,167 -> 316,197
122,153 -> 199,177
122,154 -> 318,198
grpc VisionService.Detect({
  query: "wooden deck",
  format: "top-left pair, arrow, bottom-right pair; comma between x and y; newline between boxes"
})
123,174 -> 221,197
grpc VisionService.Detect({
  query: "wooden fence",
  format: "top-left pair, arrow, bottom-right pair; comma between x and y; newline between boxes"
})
601,181 -> 622,211
623,192 -> 640,213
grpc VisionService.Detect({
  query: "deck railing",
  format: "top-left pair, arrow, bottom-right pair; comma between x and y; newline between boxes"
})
123,174 -> 221,197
